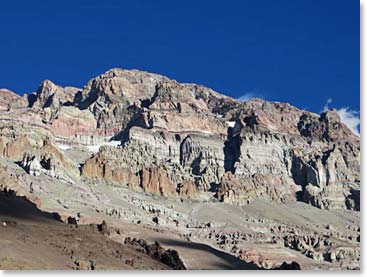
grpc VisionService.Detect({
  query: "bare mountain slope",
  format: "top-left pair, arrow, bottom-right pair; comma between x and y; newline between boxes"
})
0,68 -> 360,269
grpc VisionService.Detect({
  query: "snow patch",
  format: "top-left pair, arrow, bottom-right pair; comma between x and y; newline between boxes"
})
200,130 -> 214,135
86,145 -> 102,153
86,140 -> 121,153
56,140 -> 121,153
226,121 -> 236,128
105,140 -> 121,147
55,143 -> 72,150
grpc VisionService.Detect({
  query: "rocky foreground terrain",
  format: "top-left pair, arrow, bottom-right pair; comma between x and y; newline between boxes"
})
0,68 -> 360,270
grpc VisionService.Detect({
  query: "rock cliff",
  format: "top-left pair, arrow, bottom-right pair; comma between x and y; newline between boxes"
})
0,68 -> 360,270
0,68 -> 359,211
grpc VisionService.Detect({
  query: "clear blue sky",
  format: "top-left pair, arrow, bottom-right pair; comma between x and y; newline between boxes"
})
0,0 -> 359,113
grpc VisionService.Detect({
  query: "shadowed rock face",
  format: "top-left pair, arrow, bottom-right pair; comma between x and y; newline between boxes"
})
0,191 -> 174,270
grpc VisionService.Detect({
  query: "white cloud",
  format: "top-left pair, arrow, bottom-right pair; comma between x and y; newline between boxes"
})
237,92 -> 256,102
321,98 -> 360,136
322,98 -> 333,112
336,107 -> 360,136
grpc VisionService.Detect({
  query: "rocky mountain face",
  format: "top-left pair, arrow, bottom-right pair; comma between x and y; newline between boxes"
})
0,68 -> 360,210
0,68 -> 360,269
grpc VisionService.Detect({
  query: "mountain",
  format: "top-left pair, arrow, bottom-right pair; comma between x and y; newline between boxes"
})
0,68 -> 360,270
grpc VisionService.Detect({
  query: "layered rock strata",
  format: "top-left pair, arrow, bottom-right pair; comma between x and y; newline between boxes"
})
0,68 -> 360,211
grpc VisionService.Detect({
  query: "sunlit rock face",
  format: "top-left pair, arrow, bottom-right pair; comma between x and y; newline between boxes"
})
0,68 -> 360,270
0,68 -> 359,210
